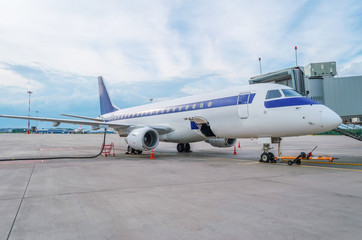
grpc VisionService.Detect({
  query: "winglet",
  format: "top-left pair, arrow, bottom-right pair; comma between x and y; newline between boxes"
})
98,76 -> 119,115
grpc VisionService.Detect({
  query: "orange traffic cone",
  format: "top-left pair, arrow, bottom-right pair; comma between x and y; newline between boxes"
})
234,145 -> 237,155
150,148 -> 154,159
238,141 -> 241,148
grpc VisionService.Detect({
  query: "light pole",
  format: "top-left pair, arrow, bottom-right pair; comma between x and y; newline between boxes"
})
35,110 -> 39,133
259,57 -> 262,75
27,91 -> 33,134
295,46 -> 298,66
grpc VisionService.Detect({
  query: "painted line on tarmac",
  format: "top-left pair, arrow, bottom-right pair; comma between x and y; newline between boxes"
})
244,161 -> 259,165
301,161 -> 362,166
40,147 -> 74,151
281,159 -> 362,166
300,165 -> 362,172
237,161 -> 259,165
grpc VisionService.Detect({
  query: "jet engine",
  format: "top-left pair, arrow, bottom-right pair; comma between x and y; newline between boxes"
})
205,138 -> 236,148
125,127 -> 159,151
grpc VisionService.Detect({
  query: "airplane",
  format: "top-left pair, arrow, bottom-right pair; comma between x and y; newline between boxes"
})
69,124 -> 90,134
0,76 -> 342,162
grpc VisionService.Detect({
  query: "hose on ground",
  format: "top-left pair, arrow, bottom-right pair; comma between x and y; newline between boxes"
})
0,129 -> 108,162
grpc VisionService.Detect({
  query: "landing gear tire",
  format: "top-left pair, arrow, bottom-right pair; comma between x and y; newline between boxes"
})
127,146 -> 141,154
177,143 -> 185,152
127,146 -> 135,154
185,143 -> 191,152
260,152 -> 271,163
288,160 -> 293,165
269,152 -> 276,163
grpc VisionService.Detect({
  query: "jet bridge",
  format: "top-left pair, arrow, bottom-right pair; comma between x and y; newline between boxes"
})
249,67 -> 306,95
334,124 -> 362,141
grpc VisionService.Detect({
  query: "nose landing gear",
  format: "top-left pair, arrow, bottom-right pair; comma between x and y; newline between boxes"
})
260,151 -> 276,163
258,138 -> 281,163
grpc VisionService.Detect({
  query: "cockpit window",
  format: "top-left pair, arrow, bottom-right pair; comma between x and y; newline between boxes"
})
281,89 -> 302,97
265,89 -> 282,100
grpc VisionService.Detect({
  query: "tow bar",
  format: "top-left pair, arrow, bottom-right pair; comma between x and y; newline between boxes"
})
274,146 -> 336,165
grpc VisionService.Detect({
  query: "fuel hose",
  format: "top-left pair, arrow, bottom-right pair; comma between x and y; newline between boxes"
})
0,129 -> 108,162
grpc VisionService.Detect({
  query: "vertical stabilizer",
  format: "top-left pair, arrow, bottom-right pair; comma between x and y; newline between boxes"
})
98,76 -> 119,115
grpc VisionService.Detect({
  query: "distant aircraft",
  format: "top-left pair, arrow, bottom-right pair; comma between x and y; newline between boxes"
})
0,76 -> 342,161
68,124 -> 90,134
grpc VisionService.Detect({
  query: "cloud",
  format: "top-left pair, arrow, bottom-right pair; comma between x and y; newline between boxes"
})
1,0 -> 361,82
0,65 -> 42,90
339,56 -> 362,76
0,0 -> 193,84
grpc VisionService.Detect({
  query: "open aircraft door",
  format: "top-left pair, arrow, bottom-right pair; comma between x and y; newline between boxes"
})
237,92 -> 250,119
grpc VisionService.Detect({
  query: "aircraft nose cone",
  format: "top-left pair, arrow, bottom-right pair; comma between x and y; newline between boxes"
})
321,107 -> 342,130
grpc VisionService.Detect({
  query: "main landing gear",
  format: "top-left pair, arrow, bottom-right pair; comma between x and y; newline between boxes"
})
127,146 -> 143,155
177,143 -> 191,152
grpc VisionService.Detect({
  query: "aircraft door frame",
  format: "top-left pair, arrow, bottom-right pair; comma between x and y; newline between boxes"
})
237,92 -> 251,119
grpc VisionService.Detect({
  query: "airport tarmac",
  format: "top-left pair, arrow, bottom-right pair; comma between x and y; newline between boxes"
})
0,133 -> 362,239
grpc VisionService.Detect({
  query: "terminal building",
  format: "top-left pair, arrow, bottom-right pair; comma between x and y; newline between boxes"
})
249,61 -> 362,122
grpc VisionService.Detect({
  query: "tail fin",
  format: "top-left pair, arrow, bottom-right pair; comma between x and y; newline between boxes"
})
98,76 -> 119,115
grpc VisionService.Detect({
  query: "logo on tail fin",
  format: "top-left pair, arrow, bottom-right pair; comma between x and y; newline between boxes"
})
98,76 -> 119,115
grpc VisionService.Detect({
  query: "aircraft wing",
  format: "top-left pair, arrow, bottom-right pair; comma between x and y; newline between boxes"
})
0,114 -> 124,128
60,114 -> 104,122
0,114 -> 173,134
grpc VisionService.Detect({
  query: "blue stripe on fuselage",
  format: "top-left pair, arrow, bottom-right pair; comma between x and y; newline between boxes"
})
264,97 -> 320,108
104,93 -> 256,122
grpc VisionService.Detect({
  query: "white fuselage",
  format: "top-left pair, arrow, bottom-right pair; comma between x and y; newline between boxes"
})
102,83 -> 341,143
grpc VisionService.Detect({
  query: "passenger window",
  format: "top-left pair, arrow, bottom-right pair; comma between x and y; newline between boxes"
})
265,90 -> 282,100
281,89 -> 302,97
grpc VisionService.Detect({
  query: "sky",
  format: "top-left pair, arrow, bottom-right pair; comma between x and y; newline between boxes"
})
0,0 -> 361,128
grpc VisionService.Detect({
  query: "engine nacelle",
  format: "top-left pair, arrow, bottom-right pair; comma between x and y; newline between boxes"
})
205,138 -> 236,148
125,127 -> 159,151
